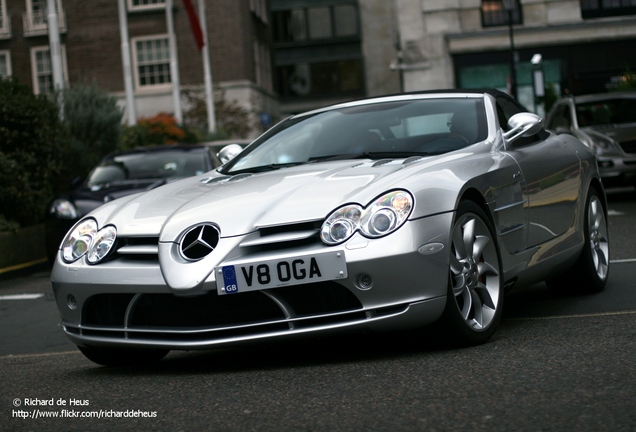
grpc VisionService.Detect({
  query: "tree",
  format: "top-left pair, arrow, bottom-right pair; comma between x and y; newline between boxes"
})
62,83 -> 124,177
183,89 -> 254,140
0,78 -> 70,227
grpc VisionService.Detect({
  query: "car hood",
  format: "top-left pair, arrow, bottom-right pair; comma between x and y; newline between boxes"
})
71,178 -> 180,217
584,123 -> 636,143
88,157 -> 458,241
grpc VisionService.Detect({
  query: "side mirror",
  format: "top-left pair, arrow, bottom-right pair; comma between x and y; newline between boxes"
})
503,112 -> 543,143
217,144 -> 243,164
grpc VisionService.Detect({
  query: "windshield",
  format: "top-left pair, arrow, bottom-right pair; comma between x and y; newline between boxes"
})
86,149 -> 208,187
576,97 -> 636,127
224,98 -> 487,174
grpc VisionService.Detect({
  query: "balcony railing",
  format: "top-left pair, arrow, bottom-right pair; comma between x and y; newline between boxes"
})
23,9 -> 66,37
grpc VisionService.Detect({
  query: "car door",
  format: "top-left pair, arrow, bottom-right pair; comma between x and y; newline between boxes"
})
497,97 -> 581,250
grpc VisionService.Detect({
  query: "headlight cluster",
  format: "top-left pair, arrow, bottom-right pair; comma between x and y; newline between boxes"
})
321,190 -> 413,245
61,219 -> 117,264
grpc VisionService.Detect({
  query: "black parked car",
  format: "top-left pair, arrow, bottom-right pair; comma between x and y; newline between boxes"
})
545,92 -> 636,188
45,143 -> 241,263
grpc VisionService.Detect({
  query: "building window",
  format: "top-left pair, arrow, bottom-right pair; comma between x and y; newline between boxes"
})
581,0 -> 636,18
481,0 -> 522,28
334,5 -> 357,37
28,0 -> 48,28
278,59 -> 364,99
0,50 -> 11,77
0,0 -> 10,39
132,35 -> 172,90
272,3 -> 359,43
30,45 -> 67,95
24,0 -> 66,36
127,0 -> 165,12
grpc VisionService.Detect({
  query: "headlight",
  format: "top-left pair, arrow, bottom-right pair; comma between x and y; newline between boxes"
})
49,198 -> 78,219
61,219 -> 117,264
86,226 -> 117,264
583,135 -> 620,156
62,219 -> 97,262
321,190 -> 413,245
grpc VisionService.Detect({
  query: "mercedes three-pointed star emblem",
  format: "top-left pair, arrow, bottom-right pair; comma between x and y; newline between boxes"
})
179,224 -> 220,261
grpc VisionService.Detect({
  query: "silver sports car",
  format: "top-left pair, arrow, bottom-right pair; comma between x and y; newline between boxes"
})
51,90 -> 610,366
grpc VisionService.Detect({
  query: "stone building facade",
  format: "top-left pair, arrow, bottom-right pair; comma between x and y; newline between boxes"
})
393,0 -> 636,113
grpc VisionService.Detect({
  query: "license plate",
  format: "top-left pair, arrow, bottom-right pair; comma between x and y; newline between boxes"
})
216,251 -> 347,295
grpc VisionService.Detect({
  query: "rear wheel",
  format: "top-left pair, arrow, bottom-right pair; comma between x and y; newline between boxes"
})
78,345 -> 169,367
439,201 -> 503,346
547,188 -> 609,294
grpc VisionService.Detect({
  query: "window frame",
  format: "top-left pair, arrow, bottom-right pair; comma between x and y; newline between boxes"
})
127,0 -> 165,12
272,2 -> 360,44
131,34 -> 173,92
30,45 -> 68,95
0,50 -> 11,77
0,0 -> 10,38
25,0 -> 64,33
481,0 -> 523,28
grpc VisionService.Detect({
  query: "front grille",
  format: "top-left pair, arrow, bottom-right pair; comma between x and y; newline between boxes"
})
80,282 -> 365,343
239,221 -> 324,252
130,291 -> 284,327
619,140 -> 636,154
114,236 -> 160,261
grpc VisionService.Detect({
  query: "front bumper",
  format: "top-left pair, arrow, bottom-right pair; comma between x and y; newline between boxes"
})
597,156 -> 636,186
51,213 -> 454,350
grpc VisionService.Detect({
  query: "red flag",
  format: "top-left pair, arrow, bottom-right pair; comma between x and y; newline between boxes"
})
182,0 -> 204,50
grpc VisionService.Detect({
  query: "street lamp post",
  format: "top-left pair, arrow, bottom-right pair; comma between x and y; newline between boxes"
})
503,0 -> 518,100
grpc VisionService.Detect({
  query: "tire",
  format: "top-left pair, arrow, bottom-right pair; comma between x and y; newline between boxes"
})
439,201 -> 503,346
547,188 -> 610,295
78,345 -> 169,367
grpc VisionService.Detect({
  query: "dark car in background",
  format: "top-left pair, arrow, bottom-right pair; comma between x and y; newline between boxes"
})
45,143 -> 238,262
545,92 -> 636,188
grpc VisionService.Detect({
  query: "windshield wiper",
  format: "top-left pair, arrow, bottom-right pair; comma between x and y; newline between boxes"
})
310,152 -> 434,161
227,162 -> 307,175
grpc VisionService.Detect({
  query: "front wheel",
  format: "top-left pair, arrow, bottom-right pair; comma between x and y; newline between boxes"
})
78,345 -> 169,367
439,201 -> 503,346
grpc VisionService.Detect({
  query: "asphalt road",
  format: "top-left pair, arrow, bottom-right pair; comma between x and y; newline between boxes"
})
1,187 -> 635,431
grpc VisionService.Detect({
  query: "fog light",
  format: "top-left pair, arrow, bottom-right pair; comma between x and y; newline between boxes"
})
67,295 -> 77,310
356,273 -> 374,290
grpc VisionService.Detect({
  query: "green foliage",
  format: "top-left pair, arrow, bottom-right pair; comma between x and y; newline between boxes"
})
0,78 -> 70,228
183,89 -> 254,140
118,123 -> 149,151
117,113 -> 188,150
612,69 -> 636,92
0,215 -> 19,232
62,83 -> 124,177
543,82 -> 559,114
